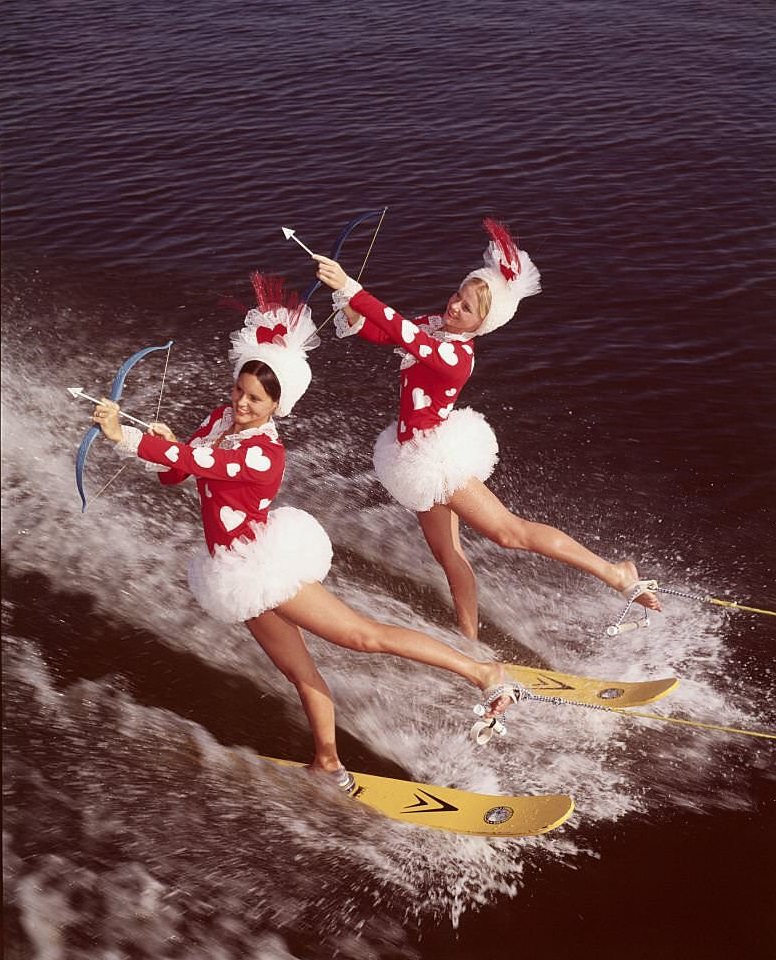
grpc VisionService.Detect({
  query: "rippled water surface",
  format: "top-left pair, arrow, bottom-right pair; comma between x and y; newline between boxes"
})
2,1 -> 774,958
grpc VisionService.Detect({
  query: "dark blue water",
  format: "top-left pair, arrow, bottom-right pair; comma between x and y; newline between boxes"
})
3,1 -> 775,958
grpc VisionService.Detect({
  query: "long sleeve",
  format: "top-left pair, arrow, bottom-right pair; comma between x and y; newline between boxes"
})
350,289 -> 474,378
354,318 -> 396,346
137,433 -> 284,493
158,404 -> 234,486
115,406 -> 287,552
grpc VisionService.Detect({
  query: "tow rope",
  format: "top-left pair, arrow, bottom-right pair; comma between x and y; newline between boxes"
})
606,582 -> 776,637
471,682 -> 776,744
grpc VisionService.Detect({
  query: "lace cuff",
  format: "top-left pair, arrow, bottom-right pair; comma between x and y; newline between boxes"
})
332,277 -> 365,339
333,275 -> 363,305
116,426 -> 171,473
116,425 -> 143,457
333,310 -> 365,338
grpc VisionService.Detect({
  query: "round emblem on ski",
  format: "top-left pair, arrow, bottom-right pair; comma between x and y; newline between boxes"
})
483,805 -> 514,825
597,687 -> 625,700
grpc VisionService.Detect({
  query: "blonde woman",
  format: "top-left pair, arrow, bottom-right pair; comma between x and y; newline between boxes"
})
315,219 -> 660,640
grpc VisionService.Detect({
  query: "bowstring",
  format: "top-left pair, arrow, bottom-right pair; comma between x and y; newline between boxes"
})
314,207 -> 388,335
90,343 -> 173,505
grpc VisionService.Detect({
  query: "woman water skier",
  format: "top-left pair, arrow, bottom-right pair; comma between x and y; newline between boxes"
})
314,219 -> 661,640
90,274 -> 518,788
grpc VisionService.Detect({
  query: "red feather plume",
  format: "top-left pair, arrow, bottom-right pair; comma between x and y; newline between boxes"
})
251,273 -> 301,314
482,217 -> 521,280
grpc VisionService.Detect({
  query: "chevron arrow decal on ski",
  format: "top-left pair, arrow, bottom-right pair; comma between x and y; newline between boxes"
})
530,674 -> 575,691
503,664 -> 678,709
256,755 -> 575,836
401,789 -> 459,814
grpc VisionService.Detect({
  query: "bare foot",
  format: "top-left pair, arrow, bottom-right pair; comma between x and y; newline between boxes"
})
610,560 -> 662,611
308,757 -> 344,775
306,762 -> 356,793
476,663 -> 518,719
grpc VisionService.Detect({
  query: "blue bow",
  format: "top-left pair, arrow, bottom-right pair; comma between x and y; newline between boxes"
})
75,340 -> 174,512
301,207 -> 388,304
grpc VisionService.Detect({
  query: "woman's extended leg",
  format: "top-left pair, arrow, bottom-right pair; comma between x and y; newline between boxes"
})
246,611 -> 342,772
418,504 -> 479,640
275,582 -> 510,710
447,478 -> 661,610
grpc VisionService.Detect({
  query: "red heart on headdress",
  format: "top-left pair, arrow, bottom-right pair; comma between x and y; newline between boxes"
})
256,323 -> 287,344
499,259 -> 520,282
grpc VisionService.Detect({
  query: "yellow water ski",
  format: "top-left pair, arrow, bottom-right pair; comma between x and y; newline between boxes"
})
505,663 -> 679,708
259,756 -> 574,837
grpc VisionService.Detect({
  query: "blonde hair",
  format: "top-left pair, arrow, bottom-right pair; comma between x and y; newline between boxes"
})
462,277 -> 491,321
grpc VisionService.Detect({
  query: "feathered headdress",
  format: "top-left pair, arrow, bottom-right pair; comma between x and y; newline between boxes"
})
463,218 -> 542,336
229,274 -> 320,416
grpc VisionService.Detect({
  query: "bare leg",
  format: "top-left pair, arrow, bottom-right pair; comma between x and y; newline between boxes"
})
276,582 -> 511,714
447,478 -> 661,611
418,504 -> 479,640
246,611 -> 342,772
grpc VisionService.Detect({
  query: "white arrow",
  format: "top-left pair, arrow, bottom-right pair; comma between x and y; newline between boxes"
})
66,387 -> 152,429
281,226 -> 316,258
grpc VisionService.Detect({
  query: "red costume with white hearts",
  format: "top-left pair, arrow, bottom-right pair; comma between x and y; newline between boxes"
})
349,290 -> 477,442
338,290 -> 499,512
120,404 -> 332,624
145,404 -> 285,552
118,275 -> 332,624
335,221 -> 541,513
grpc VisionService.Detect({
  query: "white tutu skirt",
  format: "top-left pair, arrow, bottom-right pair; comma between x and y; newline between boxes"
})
372,407 -> 499,512
188,507 -> 333,623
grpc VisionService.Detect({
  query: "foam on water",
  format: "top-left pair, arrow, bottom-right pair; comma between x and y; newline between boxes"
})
3,306 -> 772,958
3,0 -> 774,953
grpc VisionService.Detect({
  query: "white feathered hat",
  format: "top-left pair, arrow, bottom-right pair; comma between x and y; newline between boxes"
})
463,218 -> 542,336
228,274 -> 320,417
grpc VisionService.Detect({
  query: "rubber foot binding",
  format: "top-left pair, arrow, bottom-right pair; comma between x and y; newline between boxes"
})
607,579 -> 658,636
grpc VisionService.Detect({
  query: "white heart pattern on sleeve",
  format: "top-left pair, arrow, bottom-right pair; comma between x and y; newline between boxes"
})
411,387 -> 432,410
419,344 -> 432,358
438,404 -> 453,420
246,447 -> 272,472
226,462 -> 241,477
400,319 -> 417,344
220,505 -> 246,532
193,447 -> 216,469
203,484 -> 212,498
259,498 -> 272,510
164,445 -> 180,463
384,307 -> 395,320
438,342 -> 459,366
445,388 -> 457,397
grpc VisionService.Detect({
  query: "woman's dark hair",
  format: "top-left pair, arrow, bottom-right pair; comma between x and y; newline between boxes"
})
238,360 -> 282,402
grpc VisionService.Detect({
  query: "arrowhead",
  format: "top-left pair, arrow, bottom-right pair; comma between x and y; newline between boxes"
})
67,387 -> 84,398
281,226 -> 295,240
